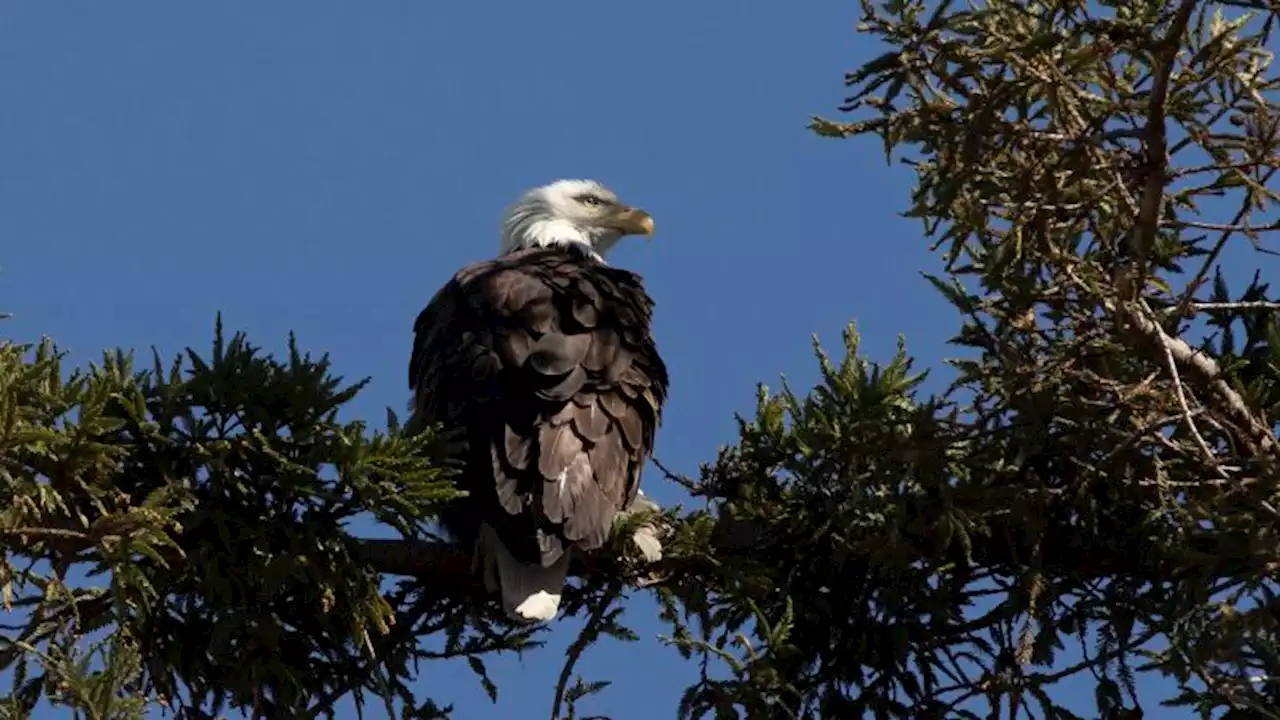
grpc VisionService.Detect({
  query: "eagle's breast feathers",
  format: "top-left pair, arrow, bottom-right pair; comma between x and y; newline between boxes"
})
409,247 -> 668,569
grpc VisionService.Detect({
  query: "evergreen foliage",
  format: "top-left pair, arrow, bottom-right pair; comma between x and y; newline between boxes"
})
3,0 -> 1280,717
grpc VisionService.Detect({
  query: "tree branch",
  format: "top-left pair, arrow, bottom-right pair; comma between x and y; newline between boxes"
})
1162,301 -> 1280,316
0,527 -> 92,542
1129,299 -> 1279,457
1176,164 -> 1280,312
1130,0 -> 1199,295
1162,219 -> 1280,234
549,579 -> 623,720
1158,326 -> 1228,476
346,537 -> 475,583
345,504 -> 1257,592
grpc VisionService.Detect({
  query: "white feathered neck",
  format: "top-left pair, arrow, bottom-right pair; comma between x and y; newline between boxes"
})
499,180 -> 624,262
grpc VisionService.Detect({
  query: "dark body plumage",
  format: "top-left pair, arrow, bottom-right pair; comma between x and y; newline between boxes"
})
409,246 -> 668,580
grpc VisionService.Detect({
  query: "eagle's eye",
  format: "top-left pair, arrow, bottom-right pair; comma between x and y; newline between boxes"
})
578,195 -> 604,207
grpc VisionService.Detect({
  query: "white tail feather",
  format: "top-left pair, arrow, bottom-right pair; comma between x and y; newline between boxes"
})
477,523 -> 572,624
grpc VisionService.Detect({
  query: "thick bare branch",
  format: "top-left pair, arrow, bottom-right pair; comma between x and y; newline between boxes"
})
1126,299 -> 1279,457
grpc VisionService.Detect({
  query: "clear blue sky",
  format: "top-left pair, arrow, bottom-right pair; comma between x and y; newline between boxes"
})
0,2 -> 1223,718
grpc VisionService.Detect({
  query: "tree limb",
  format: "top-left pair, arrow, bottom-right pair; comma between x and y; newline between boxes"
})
1129,299 -> 1279,457
345,505 -> 1256,591
1130,0 -> 1199,295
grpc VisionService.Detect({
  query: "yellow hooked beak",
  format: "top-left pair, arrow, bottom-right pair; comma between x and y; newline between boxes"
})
608,206 -> 655,238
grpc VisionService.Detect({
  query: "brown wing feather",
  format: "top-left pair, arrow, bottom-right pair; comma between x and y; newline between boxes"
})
409,247 -> 669,569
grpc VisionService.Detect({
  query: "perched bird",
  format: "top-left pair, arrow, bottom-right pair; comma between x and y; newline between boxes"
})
409,179 -> 669,623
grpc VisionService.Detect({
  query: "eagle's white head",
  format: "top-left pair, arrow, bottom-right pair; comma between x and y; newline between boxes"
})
499,179 -> 655,262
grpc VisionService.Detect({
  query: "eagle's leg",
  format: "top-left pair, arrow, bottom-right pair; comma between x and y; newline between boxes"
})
473,534 -> 499,594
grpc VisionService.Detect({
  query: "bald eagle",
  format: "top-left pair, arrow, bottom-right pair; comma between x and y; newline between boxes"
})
409,179 -> 669,623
